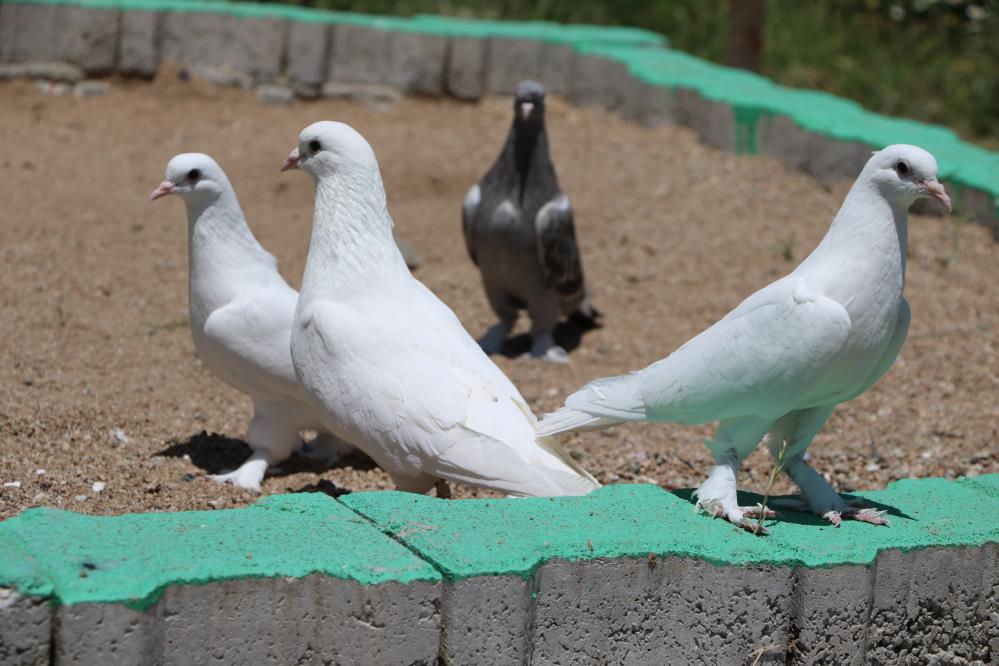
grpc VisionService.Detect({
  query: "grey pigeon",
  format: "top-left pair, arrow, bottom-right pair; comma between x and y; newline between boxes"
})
462,80 -> 599,363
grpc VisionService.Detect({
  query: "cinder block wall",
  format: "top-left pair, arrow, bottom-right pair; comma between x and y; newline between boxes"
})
0,0 -> 996,234
1,477 -> 998,664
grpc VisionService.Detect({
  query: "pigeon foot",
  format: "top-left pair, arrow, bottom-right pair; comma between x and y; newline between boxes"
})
478,323 -> 510,356
300,432 -> 353,464
208,451 -> 269,492
208,467 -> 264,493
823,507 -> 890,527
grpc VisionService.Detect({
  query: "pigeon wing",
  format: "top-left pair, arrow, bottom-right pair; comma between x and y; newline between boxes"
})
535,194 -> 585,299
202,294 -> 301,401
461,184 -> 481,266
638,277 -> 852,423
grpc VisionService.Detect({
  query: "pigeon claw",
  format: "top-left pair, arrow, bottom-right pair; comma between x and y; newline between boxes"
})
740,504 -> 778,519
822,507 -> 890,527
208,469 -> 263,493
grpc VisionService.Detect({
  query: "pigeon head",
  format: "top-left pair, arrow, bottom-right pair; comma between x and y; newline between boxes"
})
863,144 -> 951,211
282,121 -> 378,181
150,153 -> 229,203
514,80 -> 546,126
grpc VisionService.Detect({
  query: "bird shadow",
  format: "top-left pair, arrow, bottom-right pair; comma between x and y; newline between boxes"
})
156,431 -> 377,477
670,488 -> 914,528
498,310 -> 603,358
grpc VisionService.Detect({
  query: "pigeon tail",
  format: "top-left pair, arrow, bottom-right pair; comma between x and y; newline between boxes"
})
535,408 -> 620,437
538,373 -> 646,437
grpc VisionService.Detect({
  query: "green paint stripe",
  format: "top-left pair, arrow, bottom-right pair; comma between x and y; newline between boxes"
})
6,0 -> 993,215
1,477 -> 995,605
342,475 -> 999,580
0,493 -> 440,609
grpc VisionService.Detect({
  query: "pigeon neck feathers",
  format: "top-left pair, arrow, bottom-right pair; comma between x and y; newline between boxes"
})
185,188 -> 277,285
485,118 -> 559,207
802,168 -> 909,285
300,164 -> 408,297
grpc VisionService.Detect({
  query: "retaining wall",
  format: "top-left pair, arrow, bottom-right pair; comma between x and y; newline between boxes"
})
0,0 -> 997,235
2,476 -> 998,664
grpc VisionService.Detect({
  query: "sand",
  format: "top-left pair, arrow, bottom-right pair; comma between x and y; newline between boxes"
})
1,71 -> 996,519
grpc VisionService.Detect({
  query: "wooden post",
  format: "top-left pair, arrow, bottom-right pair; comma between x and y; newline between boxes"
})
725,0 -> 765,72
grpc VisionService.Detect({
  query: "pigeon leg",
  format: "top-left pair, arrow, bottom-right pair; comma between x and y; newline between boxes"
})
209,449 -> 270,493
209,405 -> 300,492
694,417 -> 773,533
478,313 -> 516,356
300,431 -> 354,464
530,333 -> 569,364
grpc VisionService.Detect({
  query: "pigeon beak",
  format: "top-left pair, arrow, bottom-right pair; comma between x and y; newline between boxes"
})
281,148 -> 300,173
149,180 -> 177,201
922,178 -> 952,212
520,102 -> 534,122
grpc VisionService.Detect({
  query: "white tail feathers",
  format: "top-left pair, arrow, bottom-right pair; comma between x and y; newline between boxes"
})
535,408 -> 621,437
536,373 -> 646,437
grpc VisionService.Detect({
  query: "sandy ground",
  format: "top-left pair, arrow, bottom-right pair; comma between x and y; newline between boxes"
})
0,71 -> 996,520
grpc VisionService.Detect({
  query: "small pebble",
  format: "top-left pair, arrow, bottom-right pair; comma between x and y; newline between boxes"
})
36,468 -> 46,476
3,481 -> 21,488
73,80 -> 111,98
92,482 -> 106,493
109,428 -> 129,445
74,495 -> 88,502
256,84 -> 294,106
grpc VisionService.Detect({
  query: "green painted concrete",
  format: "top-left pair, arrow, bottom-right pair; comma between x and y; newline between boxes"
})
0,493 -> 440,609
1,477 -> 995,607
8,0 -> 994,217
342,475 -> 999,580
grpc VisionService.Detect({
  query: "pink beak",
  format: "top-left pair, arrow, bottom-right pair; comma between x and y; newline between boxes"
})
281,147 -> 300,173
520,102 -> 534,122
149,180 -> 176,201
923,179 -> 952,212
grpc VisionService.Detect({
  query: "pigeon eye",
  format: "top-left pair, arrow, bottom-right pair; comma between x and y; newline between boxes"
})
188,169 -> 201,181
309,140 -> 322,154
894,161 -> 909,177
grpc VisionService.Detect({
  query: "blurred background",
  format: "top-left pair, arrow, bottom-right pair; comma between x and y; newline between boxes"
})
264,0 -> 998,147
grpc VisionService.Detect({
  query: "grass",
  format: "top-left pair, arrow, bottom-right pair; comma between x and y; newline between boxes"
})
261,0 -> 998,148
754,436 -> 788,535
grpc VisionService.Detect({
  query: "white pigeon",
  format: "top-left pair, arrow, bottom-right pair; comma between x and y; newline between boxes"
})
150,153 -> 352,492
538,145 -> 951,532
281,121 -> 600,497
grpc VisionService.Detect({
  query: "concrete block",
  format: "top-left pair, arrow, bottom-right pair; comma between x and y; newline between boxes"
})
385,31 -> 447,95
287,20 -> 330,98
569,52 -> 631,111
622,80 -> 681,127
0,588 -> 50,666
55,602 -> 153,665
867,545 -> 998,665
756,114 -> 818,173
790,565 -> 874,665
539,42 -> 574,97
0,3 -> 118,74
531,557 -> 793,665
440,576 -> 532,665
806,134 -> 873,184
485,38 -> 544,95
160,12 -> 286,86
446,37 -> 486,101
959,186 -> 999,240
0,62 -> 84,82
117,10 -> 160,78
686,94 -> 737,151
53,576 -> 441,665
256,83 -> 294,106
329,23 -> 389,86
